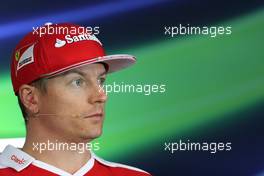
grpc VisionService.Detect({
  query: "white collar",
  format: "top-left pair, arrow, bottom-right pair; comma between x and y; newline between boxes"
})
0,145 -> 95,176
0,145 -> 34,172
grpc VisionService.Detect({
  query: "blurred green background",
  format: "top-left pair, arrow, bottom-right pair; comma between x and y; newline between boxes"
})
0,1 -> 264,175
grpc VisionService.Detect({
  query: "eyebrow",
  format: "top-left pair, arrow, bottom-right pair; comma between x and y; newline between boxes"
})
61,70 -> 86,77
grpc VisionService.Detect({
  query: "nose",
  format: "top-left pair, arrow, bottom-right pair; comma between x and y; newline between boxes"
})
89,83 -> 107,104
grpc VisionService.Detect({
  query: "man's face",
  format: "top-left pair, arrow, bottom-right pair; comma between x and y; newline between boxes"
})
36,63 -> 107,141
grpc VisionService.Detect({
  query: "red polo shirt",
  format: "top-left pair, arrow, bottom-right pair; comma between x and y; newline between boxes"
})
0,145 -> 151,176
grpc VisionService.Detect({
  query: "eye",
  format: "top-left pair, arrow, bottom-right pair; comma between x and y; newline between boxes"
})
98,77 -> 106,85
71,78 -> 84,87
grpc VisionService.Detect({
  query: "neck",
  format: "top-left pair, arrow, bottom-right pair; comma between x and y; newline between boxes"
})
22,125 -> 92,174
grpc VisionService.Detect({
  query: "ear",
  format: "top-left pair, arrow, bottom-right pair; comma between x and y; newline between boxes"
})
18,84 -> 40,115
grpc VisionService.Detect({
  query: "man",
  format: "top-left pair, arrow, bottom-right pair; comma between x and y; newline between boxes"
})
0,23 -> 151,176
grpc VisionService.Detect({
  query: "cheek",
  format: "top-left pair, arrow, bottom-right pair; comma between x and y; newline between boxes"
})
41,87 -> 88,116
38,90 -> 91,133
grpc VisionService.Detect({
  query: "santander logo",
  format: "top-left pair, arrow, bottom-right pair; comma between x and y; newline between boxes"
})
11,155 -> 26,165
55,39 -> 66,48
55,33 -> 102,48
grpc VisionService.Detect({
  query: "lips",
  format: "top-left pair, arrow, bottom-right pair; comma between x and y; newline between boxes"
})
83,112 -> 104,119
87,113 -> 103,118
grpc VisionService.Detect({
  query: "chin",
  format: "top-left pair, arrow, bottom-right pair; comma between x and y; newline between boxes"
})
81,128 -> 103,140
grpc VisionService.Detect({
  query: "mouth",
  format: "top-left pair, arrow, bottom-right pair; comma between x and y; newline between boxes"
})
83,112 -> 104,120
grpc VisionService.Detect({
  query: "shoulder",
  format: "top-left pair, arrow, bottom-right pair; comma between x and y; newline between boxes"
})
0,154 -> 14,175
0,153 -> 24,176
92,153 -> 152,176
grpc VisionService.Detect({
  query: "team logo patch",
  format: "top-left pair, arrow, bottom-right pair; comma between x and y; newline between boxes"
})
15,50 -> 20,61
16,44 -> 34,71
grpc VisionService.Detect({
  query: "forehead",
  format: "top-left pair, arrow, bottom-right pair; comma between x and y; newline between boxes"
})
75,63 -> 106,74
54,63 -> 106,78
